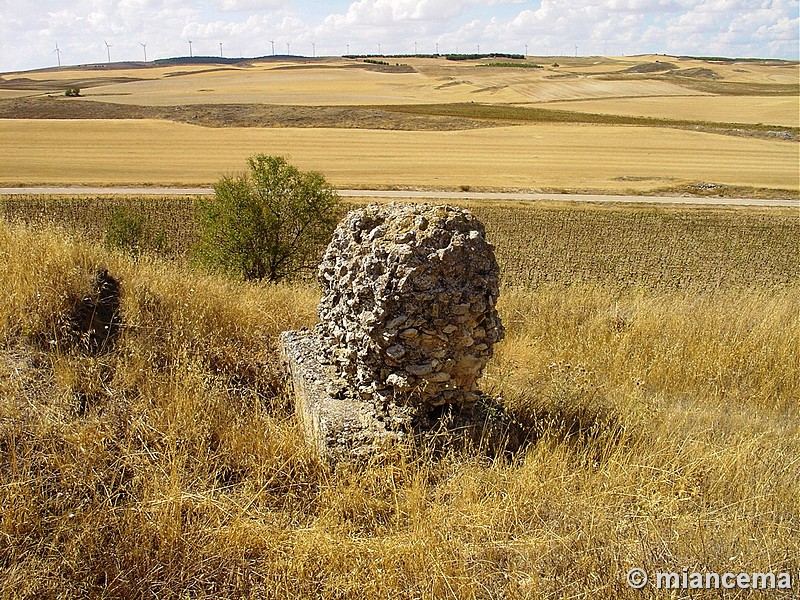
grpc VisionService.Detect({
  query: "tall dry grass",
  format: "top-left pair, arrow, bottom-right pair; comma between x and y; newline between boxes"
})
1,218 -> 798,599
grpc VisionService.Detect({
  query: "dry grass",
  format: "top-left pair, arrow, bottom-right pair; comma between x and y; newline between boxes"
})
1,208 -> 798,598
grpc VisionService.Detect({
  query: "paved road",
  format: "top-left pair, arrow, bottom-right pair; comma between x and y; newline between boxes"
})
0,186 -> 797,208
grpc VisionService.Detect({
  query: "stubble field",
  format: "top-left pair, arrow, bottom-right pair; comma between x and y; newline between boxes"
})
1,118 -> 797,192
530,95 -> 800,127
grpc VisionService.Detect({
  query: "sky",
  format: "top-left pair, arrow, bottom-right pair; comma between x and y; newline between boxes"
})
1,0 -> 798,73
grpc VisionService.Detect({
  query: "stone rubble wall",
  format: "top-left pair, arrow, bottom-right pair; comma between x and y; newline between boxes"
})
315,203 -> 504,419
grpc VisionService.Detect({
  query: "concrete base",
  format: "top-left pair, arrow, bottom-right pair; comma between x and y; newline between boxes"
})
280,328 -> 527,464
279,329 -> 402,463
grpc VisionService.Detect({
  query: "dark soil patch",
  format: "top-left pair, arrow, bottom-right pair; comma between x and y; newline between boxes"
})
63,269 -> 123,355
622,62 -> 676,73
0,97 -> 150,119
0,76 -> 145,91
670,67 -> 721,79
0,97 -> 496,130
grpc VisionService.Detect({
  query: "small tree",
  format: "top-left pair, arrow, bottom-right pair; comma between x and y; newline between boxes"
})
194,155 -> 340,282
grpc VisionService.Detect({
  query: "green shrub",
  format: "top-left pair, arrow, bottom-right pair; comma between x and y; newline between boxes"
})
193,154 -> 340,282
65,87 -> 81,97
104,207 -> 170,257
104,207 -> 145,255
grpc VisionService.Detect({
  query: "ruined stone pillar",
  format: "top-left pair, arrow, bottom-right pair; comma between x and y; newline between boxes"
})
281,203 -> 511,462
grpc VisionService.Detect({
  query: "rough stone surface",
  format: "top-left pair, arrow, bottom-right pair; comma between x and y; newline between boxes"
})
281,203 -> 518,462
280,329 -> 524,463
316,203 -> 504,419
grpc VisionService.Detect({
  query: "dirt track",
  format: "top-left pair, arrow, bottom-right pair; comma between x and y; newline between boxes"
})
0,186 -> 797,208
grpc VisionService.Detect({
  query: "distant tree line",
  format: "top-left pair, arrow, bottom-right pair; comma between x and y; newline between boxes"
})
446,53 -> 525,61
344,53 -> 526,61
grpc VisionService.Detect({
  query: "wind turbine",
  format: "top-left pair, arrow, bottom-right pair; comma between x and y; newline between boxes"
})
220,42 -> 223,57
312,42 -> 315,57
286,41 -> 290,55
54,42 -> 62,67
140,42 -> 147,62
104,40 -> 112,64
188,39 -> 193,57
270,40 -> 275,55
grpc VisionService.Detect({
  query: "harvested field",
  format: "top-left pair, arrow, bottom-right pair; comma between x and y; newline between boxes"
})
5,97 -> 795,142
8,56 -> 796,109
0,118 -> 796,193
0,97 -> 496,130
72,66 -> 710,106
2,195 -> 797,291
532,95 -> 800,127
471,204 -> 800,288
1,54 -> 797,194
6,97 -> 797,143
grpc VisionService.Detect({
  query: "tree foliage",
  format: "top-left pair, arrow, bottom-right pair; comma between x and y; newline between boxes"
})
193,155 -> 340,282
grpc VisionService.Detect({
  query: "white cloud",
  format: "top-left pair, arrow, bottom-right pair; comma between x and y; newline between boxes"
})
215,0 -> 290,10
326,0 -> 522,27
468,0 -> 798,57
0,0 -> 797,72
656,0 -> 799,56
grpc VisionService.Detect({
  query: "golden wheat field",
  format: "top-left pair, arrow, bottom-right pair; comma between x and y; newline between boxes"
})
531,96 -> 800,127
0,56 -> 692,105
0,54 -> 798,194
0,119 -> 797,192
